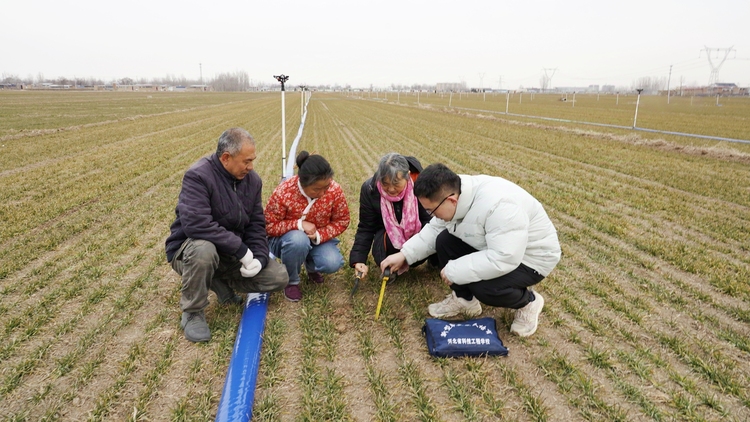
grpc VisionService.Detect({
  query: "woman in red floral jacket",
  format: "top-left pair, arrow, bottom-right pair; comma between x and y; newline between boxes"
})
265,151 -> 350,301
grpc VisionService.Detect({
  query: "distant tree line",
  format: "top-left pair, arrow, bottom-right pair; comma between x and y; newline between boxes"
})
1,71 -> 262,91
1,71 -> 690,93
1,72 -> 107,87
631,76 -> 668,94
212,71 -> 251,91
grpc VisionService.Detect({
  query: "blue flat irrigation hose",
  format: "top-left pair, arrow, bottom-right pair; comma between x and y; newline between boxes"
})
215,93 -> 311,421
215,293 -> 269,422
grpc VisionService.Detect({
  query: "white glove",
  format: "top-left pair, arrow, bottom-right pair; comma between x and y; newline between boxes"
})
239,249 -> 254,267
240,258 -> 262,278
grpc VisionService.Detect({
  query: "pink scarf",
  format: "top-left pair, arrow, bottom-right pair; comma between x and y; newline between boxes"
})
376,177 -> 421,249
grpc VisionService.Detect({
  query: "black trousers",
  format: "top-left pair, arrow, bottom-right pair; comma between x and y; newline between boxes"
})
436,230 -> 544,309
372,228 -> 438,268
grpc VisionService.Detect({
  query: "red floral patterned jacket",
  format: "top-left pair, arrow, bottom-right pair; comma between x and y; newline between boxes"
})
265,176 -> 350,244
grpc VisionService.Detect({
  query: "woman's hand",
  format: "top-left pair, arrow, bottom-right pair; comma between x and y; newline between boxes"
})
354,263 -> 368,279
301,220 -> 317,235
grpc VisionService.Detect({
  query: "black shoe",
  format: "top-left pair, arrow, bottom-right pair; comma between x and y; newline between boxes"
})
181,311 -> 211,342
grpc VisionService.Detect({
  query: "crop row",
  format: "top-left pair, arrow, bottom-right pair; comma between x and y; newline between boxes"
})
1,91 -> 747,420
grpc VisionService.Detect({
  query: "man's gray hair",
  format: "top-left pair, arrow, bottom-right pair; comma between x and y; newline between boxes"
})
375,153 -> 410,184
216,128 -> 255,156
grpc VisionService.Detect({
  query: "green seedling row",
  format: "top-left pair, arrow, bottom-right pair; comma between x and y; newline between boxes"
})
1,91 -> 747,421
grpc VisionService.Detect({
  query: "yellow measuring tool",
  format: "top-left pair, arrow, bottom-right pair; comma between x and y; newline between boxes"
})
374,268 -> 391,320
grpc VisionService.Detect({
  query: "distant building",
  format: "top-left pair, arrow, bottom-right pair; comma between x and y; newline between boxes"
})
554,86 -> 589,93
669,83 -> 747,96
134,84 -> 157,91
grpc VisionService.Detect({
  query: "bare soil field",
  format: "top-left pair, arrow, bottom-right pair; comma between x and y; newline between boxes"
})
0,91 -> 748,421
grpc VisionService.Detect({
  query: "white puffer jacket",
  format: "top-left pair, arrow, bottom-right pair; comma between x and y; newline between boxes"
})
401,175 -> 561,285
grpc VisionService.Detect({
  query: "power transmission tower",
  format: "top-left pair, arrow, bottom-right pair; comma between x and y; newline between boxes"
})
542,68 -> 557,93
700,46 -> 735,85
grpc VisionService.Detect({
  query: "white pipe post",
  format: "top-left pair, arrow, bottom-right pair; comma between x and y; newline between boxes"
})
281,90 -> 286,175
519,93 -> 522,104
505,92 -> 510,114
716,94 -> 719,106
633,89 -> 643,128
274,74 -> 289,178
616,93 -> 619,105
483,91 -> 486,101
417,91 -> 420,105
572,92 -> 576,108
449,91 -> 453,107
667,64 -> 672,105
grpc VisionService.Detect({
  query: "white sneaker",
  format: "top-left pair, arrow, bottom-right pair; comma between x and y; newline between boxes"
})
510,292 -> 544,337
428,291 -> 482,319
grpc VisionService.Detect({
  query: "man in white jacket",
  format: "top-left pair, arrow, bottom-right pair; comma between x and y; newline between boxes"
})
380,163 -> 561,337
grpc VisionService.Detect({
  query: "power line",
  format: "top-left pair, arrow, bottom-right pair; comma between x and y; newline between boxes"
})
559,59 -> 705,81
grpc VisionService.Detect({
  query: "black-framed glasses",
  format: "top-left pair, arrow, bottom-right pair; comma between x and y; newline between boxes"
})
427,193 -> 455,217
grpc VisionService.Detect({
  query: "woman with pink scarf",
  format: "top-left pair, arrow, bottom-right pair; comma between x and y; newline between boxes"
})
349,153 -> 436,279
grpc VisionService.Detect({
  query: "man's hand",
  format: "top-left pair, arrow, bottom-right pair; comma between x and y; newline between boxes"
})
240,259 -> 262,278
440,267 -> 453,286
354,263 -> 368,279
380,252 -> 407,275
239,249 -> 253,267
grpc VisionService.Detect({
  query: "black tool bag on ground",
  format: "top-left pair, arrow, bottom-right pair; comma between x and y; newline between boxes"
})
423,317 -> 509,358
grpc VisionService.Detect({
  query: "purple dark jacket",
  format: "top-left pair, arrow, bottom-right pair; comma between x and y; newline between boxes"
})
165,153 -> 269,268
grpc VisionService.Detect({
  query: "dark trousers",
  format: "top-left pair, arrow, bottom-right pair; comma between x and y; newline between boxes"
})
372,228 -> 438,268
436,230 -> 544,309
171,238 -> 288,313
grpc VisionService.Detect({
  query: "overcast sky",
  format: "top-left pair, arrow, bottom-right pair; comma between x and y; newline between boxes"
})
3,0 -> 748,89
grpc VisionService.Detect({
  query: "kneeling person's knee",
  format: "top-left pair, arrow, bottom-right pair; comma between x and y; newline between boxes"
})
259,260 -> 289,292
282,230 -> 313,252
185,239 -> 219,268
315,252 -> 345,274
